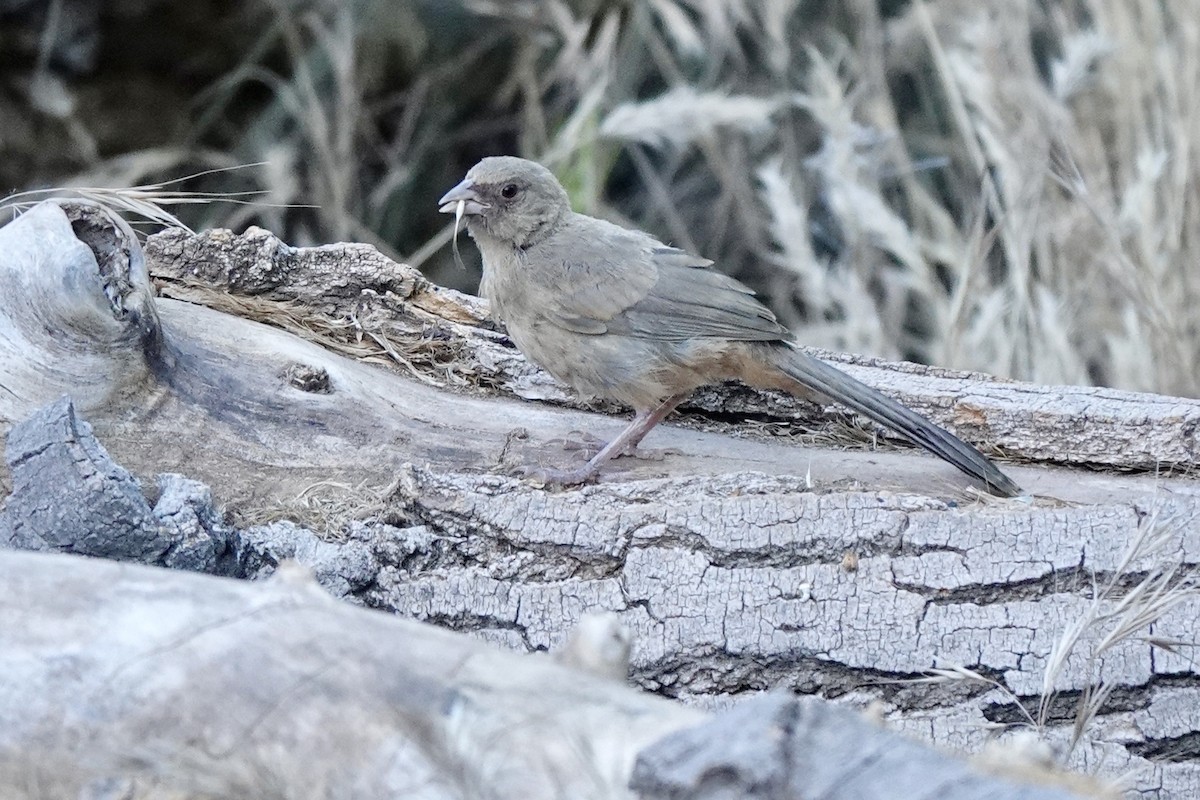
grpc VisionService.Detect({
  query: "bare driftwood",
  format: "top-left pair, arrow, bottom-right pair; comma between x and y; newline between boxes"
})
1,201 -> 1197,796
0,549 -> 1104,800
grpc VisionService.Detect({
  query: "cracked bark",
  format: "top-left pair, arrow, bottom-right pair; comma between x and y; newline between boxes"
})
0,201 -> 1197,797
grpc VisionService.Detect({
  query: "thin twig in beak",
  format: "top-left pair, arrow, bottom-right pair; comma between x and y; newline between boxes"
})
451,198 -> 466,271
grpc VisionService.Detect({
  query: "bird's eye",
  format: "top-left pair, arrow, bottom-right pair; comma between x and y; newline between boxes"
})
501,183 -> 520,199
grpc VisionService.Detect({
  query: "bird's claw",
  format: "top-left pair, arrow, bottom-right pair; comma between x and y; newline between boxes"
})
628,446 -> 682,462
510,463 -> 598,488
552,431 -> 608,459
550,431 -> 680,463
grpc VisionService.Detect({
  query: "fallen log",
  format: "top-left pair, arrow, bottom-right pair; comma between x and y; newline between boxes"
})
0,200 -> 1195,796
144,224 -> 1200,475
0,549 -> 1106,799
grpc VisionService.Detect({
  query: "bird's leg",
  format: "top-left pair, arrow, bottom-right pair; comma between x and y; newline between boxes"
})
555,429 -> 680,461
521,394 -> 687,486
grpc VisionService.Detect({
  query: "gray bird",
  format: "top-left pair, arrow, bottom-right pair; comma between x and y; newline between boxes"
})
439,156 -> 1020,497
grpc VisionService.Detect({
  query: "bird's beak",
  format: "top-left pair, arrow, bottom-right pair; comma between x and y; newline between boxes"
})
438,179 -> 490,215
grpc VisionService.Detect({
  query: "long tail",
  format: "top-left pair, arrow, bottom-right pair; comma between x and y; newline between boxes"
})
762,343 -> 1021,497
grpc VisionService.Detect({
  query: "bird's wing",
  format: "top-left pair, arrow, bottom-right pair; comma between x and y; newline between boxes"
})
528,217 -> 659,332
540,215 -> 789,343
611,246 -> 789,341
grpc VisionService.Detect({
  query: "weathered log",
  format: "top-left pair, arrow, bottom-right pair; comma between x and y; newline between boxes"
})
0,549 -> 696,799
0,394 -> 377,591
4,201 -> 1196,510
632,693 -> 1111,799
144,225 -> 1200,474
1,201 -> 1197,796
0,549 -> 1104,799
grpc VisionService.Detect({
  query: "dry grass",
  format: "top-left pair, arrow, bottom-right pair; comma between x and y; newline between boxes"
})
0,164 -> 282,235
1036,507 -> 1199,754
6,0 -> 1200,394
231,478 -> 391,538
906,506 -> 1198,776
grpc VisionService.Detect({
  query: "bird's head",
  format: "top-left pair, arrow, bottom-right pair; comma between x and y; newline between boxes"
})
438,156 -> 571,248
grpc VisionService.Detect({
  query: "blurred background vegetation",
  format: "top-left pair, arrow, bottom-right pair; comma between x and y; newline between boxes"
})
3,0 -> 1198,395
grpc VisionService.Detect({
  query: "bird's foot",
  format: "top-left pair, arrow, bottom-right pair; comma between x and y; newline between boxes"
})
551,430 -> 609,460
552,430 -> 680,462
511,463 -> 599,488
623,445 -> 681,462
